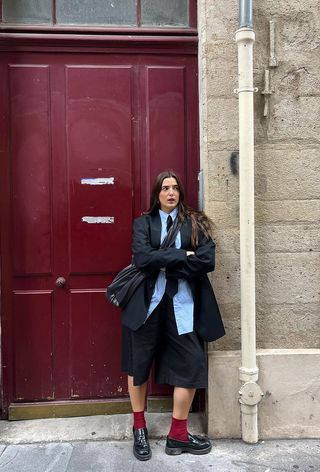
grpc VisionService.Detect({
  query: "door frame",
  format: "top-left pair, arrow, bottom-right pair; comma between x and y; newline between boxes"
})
0,33 -> 199,419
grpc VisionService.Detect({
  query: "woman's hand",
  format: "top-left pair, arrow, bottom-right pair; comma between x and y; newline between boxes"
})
186,251 -> 195,256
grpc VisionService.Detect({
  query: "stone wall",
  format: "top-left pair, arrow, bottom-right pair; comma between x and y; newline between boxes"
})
199,0 -> 320,352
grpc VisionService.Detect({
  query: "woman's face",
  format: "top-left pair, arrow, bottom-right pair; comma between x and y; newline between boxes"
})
159,177 -> 180,214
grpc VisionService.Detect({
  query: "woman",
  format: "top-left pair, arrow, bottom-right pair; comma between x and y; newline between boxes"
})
121,170 -> 225,461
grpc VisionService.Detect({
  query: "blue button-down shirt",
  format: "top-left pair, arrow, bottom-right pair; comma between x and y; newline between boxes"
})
146,208 -> 194,335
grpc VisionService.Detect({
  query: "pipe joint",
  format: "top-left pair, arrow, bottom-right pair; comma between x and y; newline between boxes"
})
239,366 -> 259,382
239,381 -> 264,406
235,28 -> 255,44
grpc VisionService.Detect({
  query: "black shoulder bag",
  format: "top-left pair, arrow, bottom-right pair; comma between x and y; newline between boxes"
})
106,216 -> 182,309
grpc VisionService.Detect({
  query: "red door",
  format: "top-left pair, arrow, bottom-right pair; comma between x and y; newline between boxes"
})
0,46 -> 199,417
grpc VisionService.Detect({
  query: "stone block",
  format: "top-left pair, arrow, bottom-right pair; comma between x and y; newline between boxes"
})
209,301 -> 320,352
206,200 -> 239,228
255,148 -> 320,201
212,253 -> 241,305
208,199 -> 320,228
256,252 -> 320,305
275,64 -> 320,99
255,200 -> 320,224
268,97 -> 320,141
258,349 -> 320,439
209,303 -> 241,352
208,299 -> 320,353
207,149 -> 239,203
205,44 -> 238,98
207,97 -> 239,145
207,147 -> 320,203
208,349 -> 320,439
254,0 -> 320,16
280,11 -> 320,53
256,224 -> 320,253
214,224 -> 319,255
214,227 -> 240,254
256,303 -> 320,349
202,0 -> 238,42
208,350 -> 241,438
253,5 -> 320,64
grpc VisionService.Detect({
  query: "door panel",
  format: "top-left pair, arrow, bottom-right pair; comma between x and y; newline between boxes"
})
65,66 -> 133,274
10,65 -> 53,276
146,66 -> 186,177
140,60 -> 198,211
13,291 -> 54,401
70,290 -> 125,398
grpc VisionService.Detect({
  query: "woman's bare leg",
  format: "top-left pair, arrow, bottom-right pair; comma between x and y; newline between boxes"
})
128,375 -> 148,412
172,387 -> 196,419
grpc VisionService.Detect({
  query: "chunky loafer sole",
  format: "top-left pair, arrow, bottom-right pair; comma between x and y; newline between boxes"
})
165,443 -> 212,455
165,434 -> 212,456
133,447 -> 152,461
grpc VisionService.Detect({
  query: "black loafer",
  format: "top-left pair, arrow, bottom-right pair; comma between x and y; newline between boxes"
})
165,433 -> 212,455
133,427 -> 152,461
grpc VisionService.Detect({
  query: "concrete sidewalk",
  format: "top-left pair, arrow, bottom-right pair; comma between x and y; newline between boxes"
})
0,414 -> 319,472
0,413 -> 205,444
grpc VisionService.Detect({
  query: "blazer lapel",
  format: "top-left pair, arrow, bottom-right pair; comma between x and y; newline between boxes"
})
180,218 -> 191,249
150,213 -> 161,248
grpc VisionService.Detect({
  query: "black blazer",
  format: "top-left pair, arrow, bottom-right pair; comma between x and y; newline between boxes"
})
121,213 -> 225,342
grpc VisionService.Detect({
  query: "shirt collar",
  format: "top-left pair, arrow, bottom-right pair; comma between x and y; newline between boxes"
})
159,207 -> 178,223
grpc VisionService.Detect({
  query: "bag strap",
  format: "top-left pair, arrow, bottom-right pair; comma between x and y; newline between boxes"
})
160,216 -> 182,249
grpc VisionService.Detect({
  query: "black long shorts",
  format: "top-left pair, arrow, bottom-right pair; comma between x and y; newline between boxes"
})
122,294 -> 208,388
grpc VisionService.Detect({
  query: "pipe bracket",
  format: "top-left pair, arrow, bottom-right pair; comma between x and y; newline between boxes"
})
239,381 -> 264,406
234,87 -> 258,94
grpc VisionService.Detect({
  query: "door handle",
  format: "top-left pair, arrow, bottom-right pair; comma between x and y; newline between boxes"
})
55,276 -> 66,288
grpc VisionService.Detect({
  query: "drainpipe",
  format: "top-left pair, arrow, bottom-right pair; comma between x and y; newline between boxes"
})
235,0 -> 263,444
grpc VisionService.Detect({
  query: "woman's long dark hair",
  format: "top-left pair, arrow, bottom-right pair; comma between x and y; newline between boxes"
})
145,170 -> 213,248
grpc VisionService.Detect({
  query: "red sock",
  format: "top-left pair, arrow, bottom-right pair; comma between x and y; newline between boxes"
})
133,410 -> 146,430
168,417 -> 188,442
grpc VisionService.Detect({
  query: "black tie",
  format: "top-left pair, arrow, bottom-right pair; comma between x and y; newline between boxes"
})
167,215 -> 173,232
165,215 -> 178,298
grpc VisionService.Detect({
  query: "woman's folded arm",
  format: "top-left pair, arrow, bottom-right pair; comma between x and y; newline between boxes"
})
132,217 -> 187,272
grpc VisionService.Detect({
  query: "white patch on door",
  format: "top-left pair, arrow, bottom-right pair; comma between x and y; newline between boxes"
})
81,178 -> 114,185
81,216 -> 114,224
